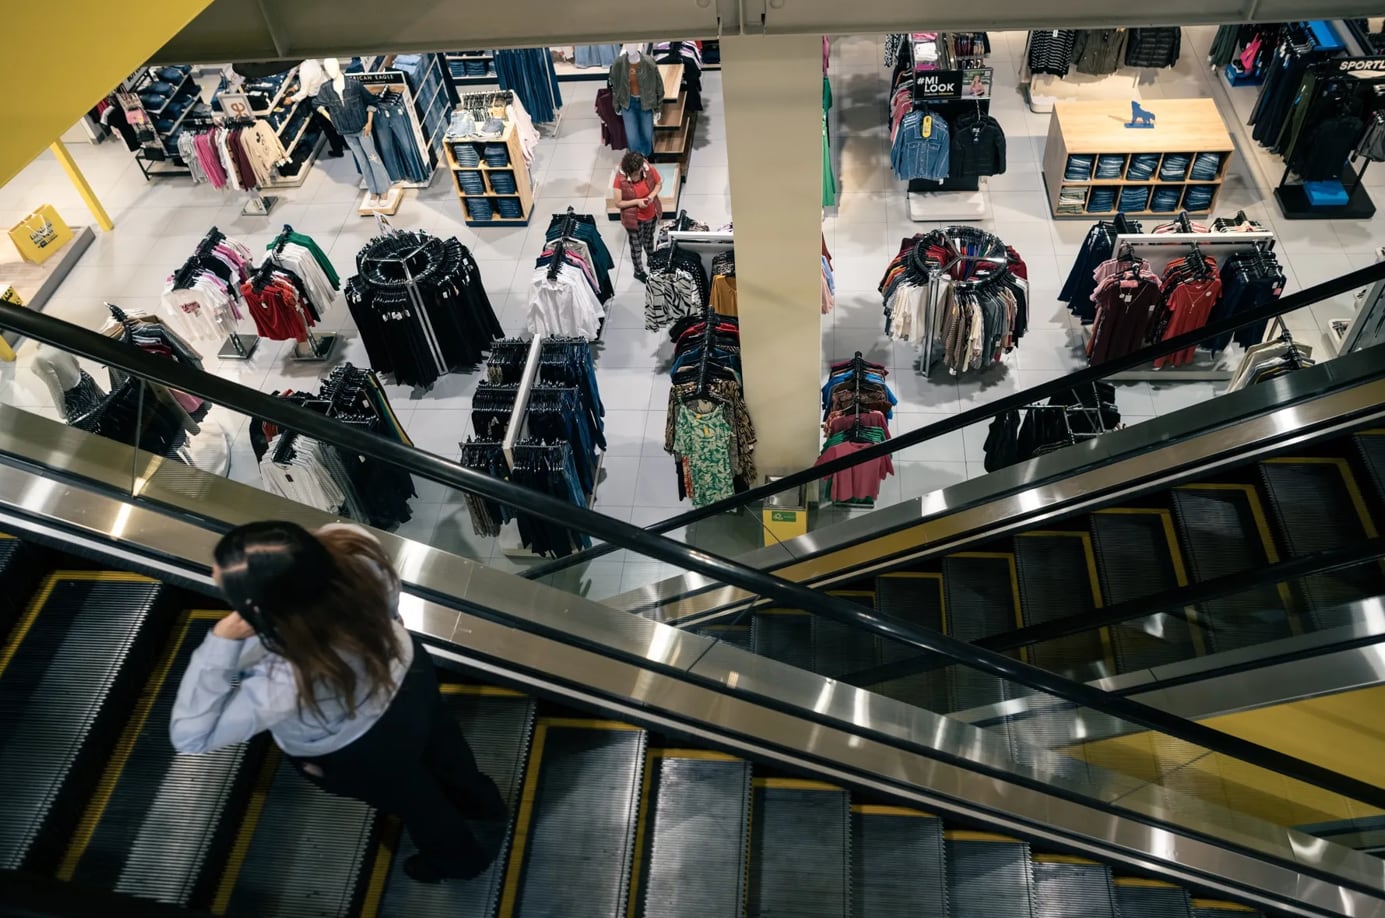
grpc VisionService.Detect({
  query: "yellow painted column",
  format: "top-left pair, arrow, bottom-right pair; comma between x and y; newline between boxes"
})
50,141 -> 114,232
720,35 -> 825,478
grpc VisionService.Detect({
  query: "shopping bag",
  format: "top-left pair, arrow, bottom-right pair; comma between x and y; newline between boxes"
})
8,205 -> 74,265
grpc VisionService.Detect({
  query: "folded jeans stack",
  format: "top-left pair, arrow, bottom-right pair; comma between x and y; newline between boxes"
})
456,171 -> 487,195
1095,154 -> 1126,179
466,198 -> 496,221
453,144 -> 481,166
1182,184 -> 1216,211
1117,186 -> 1150,212
1065,154 -> 1094,180
1159,153 -> 1191,181
495,198 -> 524,219
1151,186 -> 1183,212
489,171 -> 517,194
464,59 -> 490,76
1058,187 -> 1088,214
1126,153 -> 1160,180
1189,152 -> 1223,181
483,143 -> 510,167
1087,187 -> 1117,212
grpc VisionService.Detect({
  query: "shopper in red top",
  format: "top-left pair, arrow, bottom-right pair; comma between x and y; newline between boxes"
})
613,151 -> 662,283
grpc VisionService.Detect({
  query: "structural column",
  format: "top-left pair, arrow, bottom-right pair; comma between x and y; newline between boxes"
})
720,35 -> 825,478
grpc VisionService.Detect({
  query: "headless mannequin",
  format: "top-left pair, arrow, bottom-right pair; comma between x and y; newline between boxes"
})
316,60 -> 394,202
615,49 -> 658,155
32,346 -> 88,419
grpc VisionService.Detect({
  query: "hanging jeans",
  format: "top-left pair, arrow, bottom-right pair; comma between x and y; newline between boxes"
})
621,99 -> 655,157
374,102 -> 428,183
290,636 -> 508,876
343,130 -> 393,195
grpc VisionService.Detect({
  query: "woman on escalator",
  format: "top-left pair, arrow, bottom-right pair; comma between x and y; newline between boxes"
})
169,520 -> 507,883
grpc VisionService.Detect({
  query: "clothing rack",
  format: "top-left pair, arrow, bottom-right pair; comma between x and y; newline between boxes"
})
666,228 -> 735,280
920,250 -> 1012,375
180,227 -> 260,360
264,223 -> 338,362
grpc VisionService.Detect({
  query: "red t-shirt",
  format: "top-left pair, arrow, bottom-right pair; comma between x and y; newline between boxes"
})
615,166 -> 662,222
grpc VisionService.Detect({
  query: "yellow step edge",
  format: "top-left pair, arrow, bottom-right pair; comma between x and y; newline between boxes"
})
1017,531 -> 1089,538
653,748 -> 741,761
439,684 -> 527,697
945,830 -> 1020,843
1191,899 -> 1258,912
52,570 -> 158,583
357,816 -> 401,918
625,748 -> 657,918
540,717 -> 642,732
852,804 -> 936,818
753,777 -> 840,792
878,571 -> 942,580
0,574 -> 61,677
1114,877 -> 1180,889
1358,429 -> 1385,436
212,748 -> 282,914
1032,854 -> 1101,865
0,533 -> 14,539
949,551 -> 1016,560
189,609 -> 227,621
1264,457 -> 1381,539
58,611 -> 201,880
498,722 -> 549,916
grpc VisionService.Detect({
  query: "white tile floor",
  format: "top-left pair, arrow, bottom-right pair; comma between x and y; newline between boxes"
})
0,30 -> 1378,592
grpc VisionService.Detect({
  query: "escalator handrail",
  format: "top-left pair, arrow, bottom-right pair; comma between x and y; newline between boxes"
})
835,536 -> 1385,688
3,304 -> 1385,817
524,261 -> 1385,578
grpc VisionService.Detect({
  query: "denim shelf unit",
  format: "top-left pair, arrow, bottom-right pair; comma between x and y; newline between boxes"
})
124,67 -> 209,181
211,66 -> 324,189
444,123 -> 535,226
1042,99 -> 1234,219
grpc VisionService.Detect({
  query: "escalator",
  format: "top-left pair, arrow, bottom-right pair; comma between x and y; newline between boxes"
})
0,536 -> 1290,917
714,426 -> 1385,707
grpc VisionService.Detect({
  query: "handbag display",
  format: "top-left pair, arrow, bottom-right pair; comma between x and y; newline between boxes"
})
8,205 -> 74,266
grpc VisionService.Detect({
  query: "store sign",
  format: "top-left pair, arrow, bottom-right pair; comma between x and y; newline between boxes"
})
1334,57 -> 1385,74
218,92 -> 255,121
913,67 -> 992,101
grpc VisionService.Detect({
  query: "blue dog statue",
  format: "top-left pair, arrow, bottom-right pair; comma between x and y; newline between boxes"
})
1126,101 -> 1156,128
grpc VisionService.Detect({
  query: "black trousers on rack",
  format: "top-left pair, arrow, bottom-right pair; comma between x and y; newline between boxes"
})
290,636 -> 507,875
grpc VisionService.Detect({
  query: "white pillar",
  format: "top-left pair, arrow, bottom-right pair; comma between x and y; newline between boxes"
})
721,34 -> 825,477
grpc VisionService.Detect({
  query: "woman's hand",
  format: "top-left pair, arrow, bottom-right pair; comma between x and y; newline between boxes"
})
213,611 -> 257,640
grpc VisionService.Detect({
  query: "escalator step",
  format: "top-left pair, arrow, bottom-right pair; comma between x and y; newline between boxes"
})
1259,459 -> 1385,616
749,779 -> 849,918
0,574 -> 168,873
752,611 -> 815,673
871,574 -> 949,708
0,536 -> 41,640
638,751 -> 751,918
1169,486 -> 1290,654
215,751 -> 378,918
851,806 -> 944,918
814,592 -> 879,679
60,612 -> 260,908
947,835 -> 1035,918
1353,431 -> 1385,511
1089,511 -> 1196,672
503,720 -> 646,917
697,624 -> 753,652
1014,534 -> 1107,679
373,688 -> 536,918
1114,880 -> 1193,918
942,554 -> 1020,711
1191,902 -> 1263,918
1031,859 -> 1117,918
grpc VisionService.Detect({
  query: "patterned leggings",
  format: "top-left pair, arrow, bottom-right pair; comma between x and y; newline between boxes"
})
627,218 -> 657,273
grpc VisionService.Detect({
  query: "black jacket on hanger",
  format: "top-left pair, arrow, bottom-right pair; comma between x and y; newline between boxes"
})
950,113 -> 1007,177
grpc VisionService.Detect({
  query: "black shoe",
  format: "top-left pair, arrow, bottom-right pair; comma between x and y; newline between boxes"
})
326,148 -> 345,158
403,855 -> 445,884
404,846 -> 497,884
633,271 -> 648,284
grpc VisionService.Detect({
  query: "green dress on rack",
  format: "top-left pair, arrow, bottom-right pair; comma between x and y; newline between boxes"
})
673,401 -> 737,506
822,76 -> 836,207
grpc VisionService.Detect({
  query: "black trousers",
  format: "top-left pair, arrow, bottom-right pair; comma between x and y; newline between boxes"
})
310,109 -> 346,155
291,638 -> 504,870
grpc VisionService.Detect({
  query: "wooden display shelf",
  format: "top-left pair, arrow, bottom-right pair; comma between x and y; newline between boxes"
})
658,93 -> 687,131
444,123 -> 535,226
1042,99 -> 1234,220
659,63 -> 684,102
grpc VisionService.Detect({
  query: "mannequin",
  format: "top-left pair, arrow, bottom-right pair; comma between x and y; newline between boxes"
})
608,49 -> 662,157
315,59 -> 395,202
33,346 -> 104,421
292,59 -> 344,157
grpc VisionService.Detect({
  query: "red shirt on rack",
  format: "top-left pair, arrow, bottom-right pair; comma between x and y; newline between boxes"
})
241,278 -> 311,342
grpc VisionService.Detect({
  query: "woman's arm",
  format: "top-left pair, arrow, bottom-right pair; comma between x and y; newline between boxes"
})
169,630 -> 297,753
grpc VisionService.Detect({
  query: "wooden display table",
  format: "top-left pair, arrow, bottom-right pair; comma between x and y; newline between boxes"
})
444,123 -> 536,226
1041,99 -> 1234,219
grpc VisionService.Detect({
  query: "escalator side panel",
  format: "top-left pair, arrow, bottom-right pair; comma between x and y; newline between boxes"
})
946,836 -> 1035,918
0,575 -> 168,873
1169,487 -> 1291,654
218,751 -> 379,918
1089,511 -> 1197,672
638,753 -> 751,918
1259,459 -> 1385,619
942,555 -> 1022,711
1013,534 -> 1108,680
371,689 -> 536,918
815,592 -> 879,677
748,780 -> 849,918
504,721 -> 646,918
61,612 -> 261,909
851,806 -> 945,918
1031,860 -> 1118,918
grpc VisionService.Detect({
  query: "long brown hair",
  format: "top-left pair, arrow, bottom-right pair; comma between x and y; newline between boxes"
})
214,521 -> 403,721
